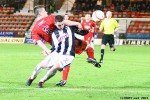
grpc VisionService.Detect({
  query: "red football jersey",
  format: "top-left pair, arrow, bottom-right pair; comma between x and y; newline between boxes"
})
32,15 -> 56,45
81,20 -> 96,42
31,15 -> 87,55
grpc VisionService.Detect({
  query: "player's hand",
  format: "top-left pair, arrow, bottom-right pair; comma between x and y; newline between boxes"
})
41,50 -> 48,56
78,28 -> 82,32
89,29 -> 94,33
41,50 -> 51,56
77,23 -> 82,29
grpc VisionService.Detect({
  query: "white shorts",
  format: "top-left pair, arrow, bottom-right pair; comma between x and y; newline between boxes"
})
40,52 -> 74,69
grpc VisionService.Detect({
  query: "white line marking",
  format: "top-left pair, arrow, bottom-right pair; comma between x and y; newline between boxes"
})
0,87 -> 150,93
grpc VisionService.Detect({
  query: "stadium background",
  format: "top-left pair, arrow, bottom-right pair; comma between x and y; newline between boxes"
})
0,0 -> 150,100
0,0 -> 149,45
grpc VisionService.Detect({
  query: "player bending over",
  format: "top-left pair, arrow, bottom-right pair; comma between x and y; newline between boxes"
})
25,5 -> 82,87
26,15 -> 101,88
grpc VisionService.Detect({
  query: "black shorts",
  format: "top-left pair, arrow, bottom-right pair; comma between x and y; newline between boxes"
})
101,34 -> 114,46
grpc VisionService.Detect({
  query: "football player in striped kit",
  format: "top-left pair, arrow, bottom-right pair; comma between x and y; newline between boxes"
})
36,15 -> 76,88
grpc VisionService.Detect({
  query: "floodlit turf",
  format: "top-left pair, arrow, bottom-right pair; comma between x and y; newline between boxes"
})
0,44 -> 150,100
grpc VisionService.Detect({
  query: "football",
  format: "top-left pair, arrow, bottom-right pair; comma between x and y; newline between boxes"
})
92,10 -> 105,22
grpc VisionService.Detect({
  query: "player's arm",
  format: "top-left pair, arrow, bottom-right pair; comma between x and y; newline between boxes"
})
64,20 -> 82,29
114,20 -> 120,33
32,32 -> 51,55
36,40 -> 51,55
93,21 -> 97,33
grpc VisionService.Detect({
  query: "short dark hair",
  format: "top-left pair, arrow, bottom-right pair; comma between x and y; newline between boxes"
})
34,5 -> 45,17
55,15 -> 64,22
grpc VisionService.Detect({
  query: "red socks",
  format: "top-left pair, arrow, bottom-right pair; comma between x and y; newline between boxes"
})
86,47 -> 94,59
62,66 -> 70,81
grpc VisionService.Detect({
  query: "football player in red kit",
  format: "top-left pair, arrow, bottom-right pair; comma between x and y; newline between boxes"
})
81,14 -> 97,62
32,5 -> 82,54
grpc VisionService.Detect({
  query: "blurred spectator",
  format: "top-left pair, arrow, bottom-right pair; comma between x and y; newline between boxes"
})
89,3 -> 94,11
132,3 -> 137,11
94,0 -> 102,10
85,0 -> 90,4
141,3 -> 146,12
106,0 -> 112,7
128,3 -> 133,12
115,2 -> 121,11
145,1 -> 150,12
110,3 -> 115,11
123,0 -> 130,7
130,0 -> 135,2
120,3 -> 125,12
1,0 -> 6,7
71,3 -> 80,14
84,4 -> 91,11
93,0 -> 97,4
80,3 -> 87,11
136,4 -> 141,11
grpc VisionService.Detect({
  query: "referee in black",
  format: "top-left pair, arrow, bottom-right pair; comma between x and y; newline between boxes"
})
99,11 -> 119,63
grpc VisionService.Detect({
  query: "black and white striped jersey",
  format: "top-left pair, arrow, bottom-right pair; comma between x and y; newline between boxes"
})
52,26 -> 75,57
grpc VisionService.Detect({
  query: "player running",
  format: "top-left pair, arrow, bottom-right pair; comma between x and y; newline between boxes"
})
81,13 -> 97,62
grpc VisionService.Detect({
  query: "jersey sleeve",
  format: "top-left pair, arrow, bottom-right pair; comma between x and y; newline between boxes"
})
92,21 -> 97,32
81,21 -> 84,29
114,19 -> 119,28
31,30 -> 41,44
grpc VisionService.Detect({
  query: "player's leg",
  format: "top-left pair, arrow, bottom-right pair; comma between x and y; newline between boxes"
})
62,66 -> 70,81
56,65 -> 70,86
26,54 -> 52,86
38,66 -> 57,88
86,58 -> 101,68
100,35 -> 107,63
38,54 -> 74,88
86,38 -> 95,62
86,47 -> 94,59
100,45 -> 105,63
26,65 -> 42,86
86,38 -> 100,67
109,34 -> 116,51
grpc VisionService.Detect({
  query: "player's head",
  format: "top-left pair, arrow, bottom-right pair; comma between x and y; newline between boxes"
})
106,11 -> 112,19
85,14 -> 91,21
64,14 -> 69,20
34,5 -> 48,17
55,15 -> 64,30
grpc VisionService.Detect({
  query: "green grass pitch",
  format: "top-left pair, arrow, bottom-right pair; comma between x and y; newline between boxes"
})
0,44 -> 150,100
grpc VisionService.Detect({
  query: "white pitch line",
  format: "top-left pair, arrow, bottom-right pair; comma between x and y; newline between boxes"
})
0,87 -> 150,93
